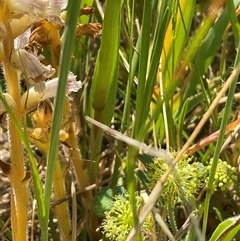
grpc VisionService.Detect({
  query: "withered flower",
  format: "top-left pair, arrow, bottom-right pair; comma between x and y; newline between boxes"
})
11,29 -> 55,92
21,72 -> 82,112
11,49 -> 55,92
80,4 -> 95,16
7,0 -> 68,23
76,23 -> 102,40
0,93 -> 16,115
4,0 -> 67,40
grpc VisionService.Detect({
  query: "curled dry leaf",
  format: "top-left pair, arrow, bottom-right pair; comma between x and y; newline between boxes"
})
207,0 -> 227,18
29,21 -> 54,47
80,4 -> 95,16
76,23 -> 102,39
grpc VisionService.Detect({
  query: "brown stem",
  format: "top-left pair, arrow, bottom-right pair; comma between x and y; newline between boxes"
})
53,158 -> 72,240
64,101 -> 100,241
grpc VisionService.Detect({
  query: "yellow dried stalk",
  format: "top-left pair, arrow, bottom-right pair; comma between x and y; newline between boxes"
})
1,2 -> 28,240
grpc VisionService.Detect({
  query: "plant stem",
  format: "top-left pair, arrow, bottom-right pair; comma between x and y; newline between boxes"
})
43,0 -> 81,239
53,158 -> 72,240
64,101 -> 99,240
1,3 -> 28,239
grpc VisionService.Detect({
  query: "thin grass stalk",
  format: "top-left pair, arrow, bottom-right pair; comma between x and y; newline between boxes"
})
42,13 -> 94,239
120,0 -> 138,222
42,0 -> 81,240
133,0 -> 151,137
183,8 -> 231,99
138,2 -> 171,141
226,0 -> 240,43
125,3 -> 155,239
202,51 -> 240,237
38,5 -> 101,236
120,0 -> 135,133
49,211 -> 59,241
35,22 -> 73,240
71,180 -> 77,241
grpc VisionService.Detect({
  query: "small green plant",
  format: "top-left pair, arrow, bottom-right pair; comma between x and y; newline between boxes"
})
101,193 -> 154,241
147,154 -> 207,206
207,159 -> 237,191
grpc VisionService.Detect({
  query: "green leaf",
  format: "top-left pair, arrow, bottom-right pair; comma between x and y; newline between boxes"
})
176,97 -> 189,145
184,0 -> 240,99
43,0 -> 82,239
209,215 -> 240,241
113,186 -> 128,197
91,0 -> 123,112
135,169 -> 150,187
93,187 -> 113,217
0,218 -> 12,240
137,153 -> 154,165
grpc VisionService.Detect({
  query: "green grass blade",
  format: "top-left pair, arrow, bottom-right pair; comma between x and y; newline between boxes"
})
91,0 -> 123,112
163,0 -> 195,91
139,4 -> 170,140
177,97 -> 189,147
0,219 -> 12,240
227,0 -> 240,43
209,215 -> 240,241
121,0 -> 135,132
133,0 -> 152,137
42,0 -> 81,239
184,0 -> 240,99
202,54 -> 240,237
88,0 -> 123,181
